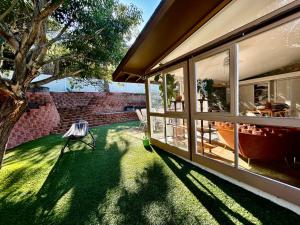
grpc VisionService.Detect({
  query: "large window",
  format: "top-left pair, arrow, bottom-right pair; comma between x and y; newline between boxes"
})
166,118 -> 188,150
237,123 -> 300,188
149,75 -> 164,113
148,63 -> 190,158
191,48 -> 234,167
189,16 -> 300,189
234,18 -> 300,188
147,5 -> 300,197
196,120 -> 235,166
150,116 -> 165,142
239,18 -> 300,118
194,51 -> 231,113
165,68 -> 185,112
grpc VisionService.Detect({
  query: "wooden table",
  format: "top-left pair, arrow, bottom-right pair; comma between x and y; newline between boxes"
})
170,100 -> 184,112
257,109 -> 288,117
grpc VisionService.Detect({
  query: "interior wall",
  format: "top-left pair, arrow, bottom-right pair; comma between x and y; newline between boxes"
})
276,78 -> 300,117
240,85 -> 255,112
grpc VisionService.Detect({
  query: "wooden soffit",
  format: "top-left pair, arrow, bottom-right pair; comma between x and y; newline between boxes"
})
113,0 -> 231,83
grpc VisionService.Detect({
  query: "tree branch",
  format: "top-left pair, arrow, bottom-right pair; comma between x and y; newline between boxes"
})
40,53 -> 79,66
0,0 -> 18,22
29,69 -> 84,87
38,0 -> 65,21
0,77 -> 13,96
0,27 -> 19,51
21,0 -> 64,56
47,22 -> 72,47
27,21 -> 48,67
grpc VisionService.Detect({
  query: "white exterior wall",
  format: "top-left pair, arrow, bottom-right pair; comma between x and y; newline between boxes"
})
32,74 -> 145,93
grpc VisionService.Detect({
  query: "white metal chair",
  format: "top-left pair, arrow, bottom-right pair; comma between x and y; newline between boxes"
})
136,109 -> 147,130
61,120 -> 95,155
141,108 -> 147,121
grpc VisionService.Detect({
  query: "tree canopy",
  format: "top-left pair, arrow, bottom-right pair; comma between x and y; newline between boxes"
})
0,0 -> 142,167
0,0 -> 142,88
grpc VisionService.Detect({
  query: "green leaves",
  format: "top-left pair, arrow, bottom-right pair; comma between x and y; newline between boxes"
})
51,0 -> 142,81
1,0 -> 142,86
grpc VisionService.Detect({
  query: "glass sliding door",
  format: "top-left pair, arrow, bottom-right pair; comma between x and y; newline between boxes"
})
195,50 -> 231,113
146,4 -> 300,206
149,74 -> 164,113
196,120 -> 235,166
239,18 -> 300,118
166,118 -> 188,150
190,47 -> 236,166
150,116 -> 165,142
147,62 -> 190,159
237,17 -> 300,188
165,67 -> 185,112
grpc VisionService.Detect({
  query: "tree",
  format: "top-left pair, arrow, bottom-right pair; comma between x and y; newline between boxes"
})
154,73 -> 176,107
0,0 -> 141,167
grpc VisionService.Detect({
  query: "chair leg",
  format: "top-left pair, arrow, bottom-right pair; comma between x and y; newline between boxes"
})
60,139 -> 70,156
80,139 -> 95,149
88,130 -> 96,149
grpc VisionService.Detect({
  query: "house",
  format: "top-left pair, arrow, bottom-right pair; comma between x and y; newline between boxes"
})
113,0 -> 300,212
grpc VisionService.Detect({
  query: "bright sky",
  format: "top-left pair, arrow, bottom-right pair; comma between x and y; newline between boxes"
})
119,0 -> 161,44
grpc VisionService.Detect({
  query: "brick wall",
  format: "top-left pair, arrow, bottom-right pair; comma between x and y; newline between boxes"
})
6,91 -> 146,148
50,92 -> 146,133
51,92 -> 146,112
7,91 -> 60,149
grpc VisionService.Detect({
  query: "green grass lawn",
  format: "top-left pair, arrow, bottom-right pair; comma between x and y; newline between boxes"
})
0,121 -> 299,225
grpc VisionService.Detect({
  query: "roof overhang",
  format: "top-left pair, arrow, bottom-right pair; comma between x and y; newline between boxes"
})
113,0 -> 231,83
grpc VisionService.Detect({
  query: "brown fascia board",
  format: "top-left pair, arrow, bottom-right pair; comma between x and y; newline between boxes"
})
145,0 -> 231,74
113,0 -> 175,82
113,0 -> 229,83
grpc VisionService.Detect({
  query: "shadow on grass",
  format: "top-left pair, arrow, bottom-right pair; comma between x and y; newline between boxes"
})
116,161 -> 175,225
0,122 -> 136,225
154,146 -> 300,225
4,135 -> 64,167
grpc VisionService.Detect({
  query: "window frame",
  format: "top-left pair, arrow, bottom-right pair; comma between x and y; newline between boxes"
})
146,61 -> 191,159
145,6 -> 300,207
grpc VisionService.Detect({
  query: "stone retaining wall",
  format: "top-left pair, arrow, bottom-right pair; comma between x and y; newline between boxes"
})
7,91 -> 60,149
7,91 -> 146,148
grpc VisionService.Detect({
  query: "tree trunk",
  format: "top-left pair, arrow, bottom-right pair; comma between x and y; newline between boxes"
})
0,94 -> 27,168
103,80 -> 110,93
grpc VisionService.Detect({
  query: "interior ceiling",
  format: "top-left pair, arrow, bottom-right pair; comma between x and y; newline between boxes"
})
113,0 -> 229,83
195,17 -> 300,81
157,0 -> 296,67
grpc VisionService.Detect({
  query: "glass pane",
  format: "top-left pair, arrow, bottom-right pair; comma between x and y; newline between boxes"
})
196,120 -> 235,166
239,18 -> 300,118
150,116 -> 165,142
157,0 -> 295,65
149,75 -> 164,113
165,68 -> 185,112
238,123 -> 300,188
166,118 -> 188,150
195,51 -> 231,112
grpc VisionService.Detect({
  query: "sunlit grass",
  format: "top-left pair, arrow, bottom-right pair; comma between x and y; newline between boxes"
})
0,121 -> 299,225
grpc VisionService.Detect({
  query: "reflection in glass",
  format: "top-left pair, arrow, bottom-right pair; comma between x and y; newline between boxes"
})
239,18 -> 300,118
196,120 -> 234,166
195,51 -> 230,112
150,116 -> 165,142
166,118 -> 188,150
149,75 -> 164,113
165,68 -> 185,112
